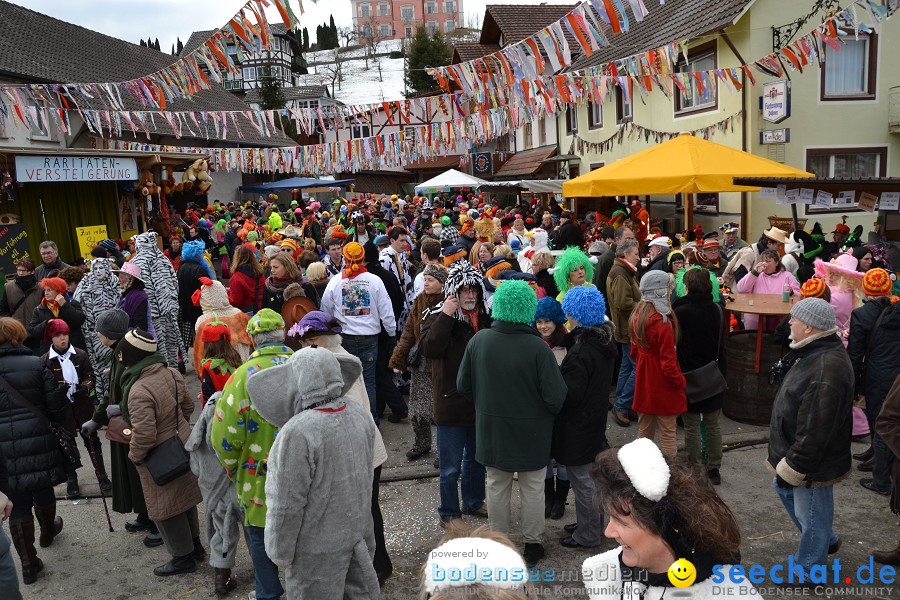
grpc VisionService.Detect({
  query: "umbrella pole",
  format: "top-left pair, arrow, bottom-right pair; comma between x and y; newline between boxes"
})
684,193 -> 694,230
790,204 -> 799,234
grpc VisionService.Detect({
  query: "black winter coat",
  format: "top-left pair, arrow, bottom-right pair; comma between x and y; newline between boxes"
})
767,332 -> 853,486
0,344 -> 68,494
177,259 -> 209,326
420,309 -> 491,427
555,221 -> 584,249
552,325 -> 616,466
28,299 -> 87,356
847,297 -> 900,404
672,294 -> 727,413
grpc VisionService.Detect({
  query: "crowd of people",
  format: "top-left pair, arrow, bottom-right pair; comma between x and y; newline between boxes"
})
0,190 -> 898,599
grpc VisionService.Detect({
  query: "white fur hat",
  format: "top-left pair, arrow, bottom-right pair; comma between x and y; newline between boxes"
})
617,438 -> 670,502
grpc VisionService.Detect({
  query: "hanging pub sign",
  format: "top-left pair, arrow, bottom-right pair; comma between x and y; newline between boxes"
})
760,81 -> 790,124
15,156 -> 138,183
473,153 -> 493,176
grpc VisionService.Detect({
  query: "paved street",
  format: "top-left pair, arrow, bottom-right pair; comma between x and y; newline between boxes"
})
14,366 -> 898,599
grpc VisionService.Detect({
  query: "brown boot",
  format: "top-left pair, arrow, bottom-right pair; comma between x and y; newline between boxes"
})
873,543 -> 900,566
214,567 -> 236,595
9,517 -> 43,584
33,504 -> 63,548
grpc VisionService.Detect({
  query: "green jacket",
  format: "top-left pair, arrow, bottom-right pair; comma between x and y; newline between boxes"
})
457,321 -> 567,472
210,343 -> 292,527
607,259 -> 641,344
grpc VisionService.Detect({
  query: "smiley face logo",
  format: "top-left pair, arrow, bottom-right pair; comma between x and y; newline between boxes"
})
667,558 -> 696,588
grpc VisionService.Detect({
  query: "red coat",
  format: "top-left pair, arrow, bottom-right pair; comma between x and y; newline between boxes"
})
227,270 -> 264,313
630,310 -> 687,416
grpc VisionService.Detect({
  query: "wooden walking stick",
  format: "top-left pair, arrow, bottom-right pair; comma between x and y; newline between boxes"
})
86,436 -> 114,532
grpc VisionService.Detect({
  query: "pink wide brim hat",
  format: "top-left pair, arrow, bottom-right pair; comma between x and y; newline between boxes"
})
112,261 -> 144,283
814,254 -> 864,281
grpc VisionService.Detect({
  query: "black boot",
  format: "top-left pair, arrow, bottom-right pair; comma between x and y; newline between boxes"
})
550,479 -> 569,520
215,567 -> 236,595
9,517 -> 43,584
854,445 -> 874,461
125,513 -> 151,532
66,474 -> 81,499
33,504 -> 63,548
89,438 -> 113,493
873,542 -> 900,566
544,478 -> 555,518
154,554 -> 197,576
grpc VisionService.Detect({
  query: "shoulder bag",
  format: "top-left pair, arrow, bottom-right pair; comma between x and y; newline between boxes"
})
143,371 -> 191,486
682,305 -> 728,404
0,374 -> 81,469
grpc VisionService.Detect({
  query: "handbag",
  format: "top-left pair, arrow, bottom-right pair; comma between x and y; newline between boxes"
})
105,415 -> 132,445
0,374 -> 81,469
143,372 -> 191,486
407,342 -> 423,369
682,305 -> 727,404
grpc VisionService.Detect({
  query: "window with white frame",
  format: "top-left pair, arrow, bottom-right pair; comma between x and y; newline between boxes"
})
523,123 -> 533,148
380,24 -> 391,37
588,101 -> 602,129
359,3 -> 371,17
378,2 -> 390,16
675,41 -> 717,114
806,147 -> 887,212
565,105 -> 578,134
362,23 -> 373,37
401,5 -> 415,21
405,25 -> 413,37
426,21 -> 438,34
538,117 -> 546,146
822,33 -> 877,99
243,67 -> 256,81
351,124 -> 372,139
445,1 -> 455,12
425,2 -> 438,14
445,19 -> 455,32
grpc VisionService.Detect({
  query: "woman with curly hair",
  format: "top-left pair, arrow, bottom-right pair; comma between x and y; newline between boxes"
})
553,247 -> 596,304
582,438 -> 752,599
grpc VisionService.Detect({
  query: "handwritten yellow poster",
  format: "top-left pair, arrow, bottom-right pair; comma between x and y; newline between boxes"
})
75,225 -> 108,259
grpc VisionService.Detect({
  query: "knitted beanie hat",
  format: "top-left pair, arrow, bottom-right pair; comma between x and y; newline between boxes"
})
247,308 -> 285,336
491,279 -> 538,324
95,309 -> 129,340
118,329 -> 157,367
43,319 -> 70,343
800,277 -> 828,299
863,268 -> 892,297
201,320 -> 232,343
423,264 -> 448,285
534,296 -> 566,325
790,298 -> 836,331
99,239 -> 119,253
40,277 -> 67,295
562,285 -> 607,328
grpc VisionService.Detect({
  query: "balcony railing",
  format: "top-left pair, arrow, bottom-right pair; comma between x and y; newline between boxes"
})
890,86 -> 900,134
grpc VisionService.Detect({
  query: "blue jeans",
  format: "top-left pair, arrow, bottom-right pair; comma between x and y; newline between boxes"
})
545,460 -> 568,481
615,342 -> 636,413
0,526 -> 21,600
437,425 -> 486,521
247,525 -> 284,600
341,334 -> 380,424
774,480 -> 839,580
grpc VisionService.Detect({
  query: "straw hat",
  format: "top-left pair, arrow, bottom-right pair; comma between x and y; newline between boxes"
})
763,227 -> 788,244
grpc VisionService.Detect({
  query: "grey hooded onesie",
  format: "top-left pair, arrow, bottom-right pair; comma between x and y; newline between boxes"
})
247,347 -> 379,600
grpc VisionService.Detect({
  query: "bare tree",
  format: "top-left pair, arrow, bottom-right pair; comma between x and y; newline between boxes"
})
356,16 -> 386,70
337,26 -> 355,48
320,49 -> 345,96
446,12 -> 482,43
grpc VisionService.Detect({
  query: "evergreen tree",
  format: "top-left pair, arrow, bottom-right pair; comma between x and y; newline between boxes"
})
176,37 -> 183,54
140,39 -> 147,47
329,15 -> 337,47
316,24 -> 324,49
302,27 -> 310,51
171,43 -> 175,55
154,38 -> 161,51
405,27 -> 452,97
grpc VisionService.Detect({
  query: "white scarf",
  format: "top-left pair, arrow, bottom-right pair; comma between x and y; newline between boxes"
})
49,345 -> 79,401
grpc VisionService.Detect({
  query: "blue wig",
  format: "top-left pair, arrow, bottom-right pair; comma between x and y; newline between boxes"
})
561,285 -> 607,328
534,296 -> 566,325
181,240 -> 215,279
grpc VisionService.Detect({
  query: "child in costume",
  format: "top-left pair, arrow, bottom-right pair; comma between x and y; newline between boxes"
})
198,321 -> 243,408
815,253 -> 865,345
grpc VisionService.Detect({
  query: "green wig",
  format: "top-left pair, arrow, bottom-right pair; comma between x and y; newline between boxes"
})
674,266 -> 721,302
553,247 -> 595,293
491,280 -> 538,324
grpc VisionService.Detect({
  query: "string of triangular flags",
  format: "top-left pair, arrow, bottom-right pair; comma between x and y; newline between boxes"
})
0,0 -> 301,118
429,0 -> 658,96
569,111 -> 744,156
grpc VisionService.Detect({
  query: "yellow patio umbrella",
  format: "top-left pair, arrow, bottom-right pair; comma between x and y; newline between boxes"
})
562,133 -> 814,227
